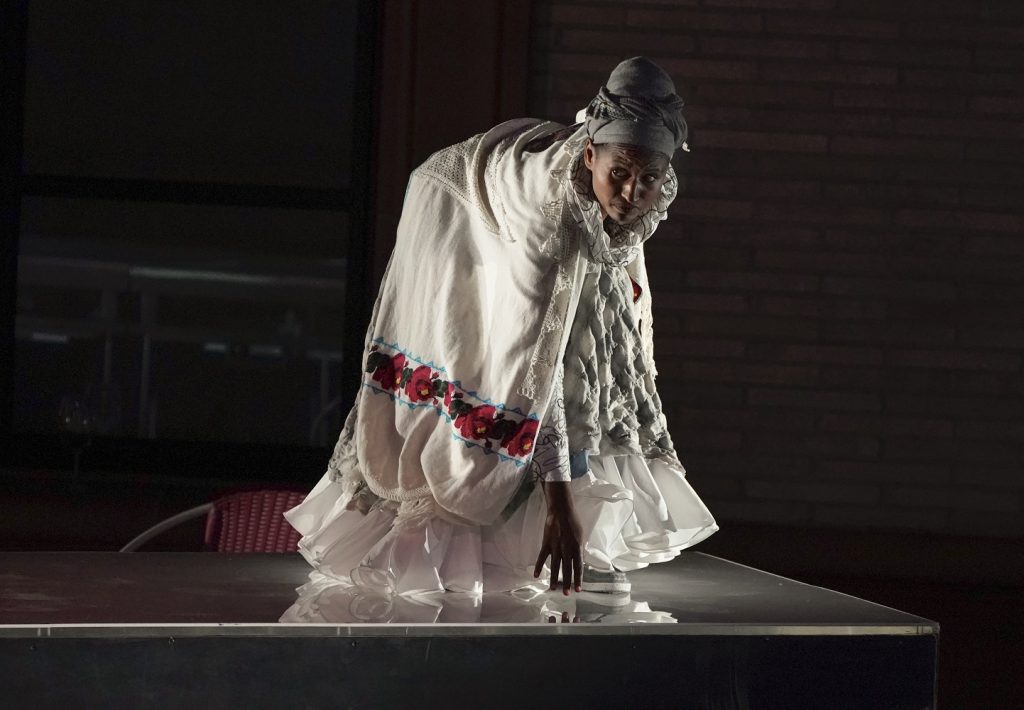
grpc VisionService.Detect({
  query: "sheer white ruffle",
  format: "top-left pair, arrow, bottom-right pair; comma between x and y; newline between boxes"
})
284,452 -> 717,596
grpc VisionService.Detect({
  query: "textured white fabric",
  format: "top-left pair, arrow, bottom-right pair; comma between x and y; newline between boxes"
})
286,451 -> 717,594
284,116 -> 718,594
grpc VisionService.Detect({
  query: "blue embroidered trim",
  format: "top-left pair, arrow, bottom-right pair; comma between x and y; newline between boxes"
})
369,337 -> 537,418
361,383 -> 528,467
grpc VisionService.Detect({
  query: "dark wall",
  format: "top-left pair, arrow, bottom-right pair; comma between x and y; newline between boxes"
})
529,0 -> 1024,541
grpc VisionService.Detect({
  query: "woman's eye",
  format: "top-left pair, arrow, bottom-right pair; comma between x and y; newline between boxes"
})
611,168 -> 627,178
643,175 -> 658,183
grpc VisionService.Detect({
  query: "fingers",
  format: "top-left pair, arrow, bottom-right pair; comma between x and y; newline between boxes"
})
561,548 -> 572,595
533,546 -> 548,579
573,545 -> 583,593
549,548 -> 561,590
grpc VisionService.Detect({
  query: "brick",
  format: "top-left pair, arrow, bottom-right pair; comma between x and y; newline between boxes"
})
764,15 -> 899,39
749,343 -> 883,366
952,465 -> 1024,489
546,4 -> 628,26
746,479 -> 879,504
658,337 -> 747,359
822,321 -> 956,345
748,387 -> 881,411
962,186 -> 1024,210
974,47 -> 1024,69
837,0 -> 982,18
822,275 -> 956,300
689,474 -> 743,499
957,328 -> 1024,349
902,68 -> 1022,92
748,431 -> 880,458
686,269 -> 820,293
813,504 -> 949,532
896,208 -> 1024,233
969,95 -> 1024,115
819,459 -> 950,484
659,244 -> 751,269
658,293 -> 749,313
761,62 -> 898,85
703,0 -> 836,8
893,116 -> 1023,141
626,8 -> 763,32
752,295 -> 820,318
824,231 -> 962,256
683,224 -> 819,248
697,36 -> 834,61
757,203 -> 890,227
693,82 -> 832,109
821,413 -> 955,439
888,485 -> 1019,512
677,198 -> 755,220
821,298 -> 887,320
680,408 -> 818,434
695,129 -> 828,153
710,499 -> 814,525
885,393 -> 1020,418
818,366 -> 882,389
904,21 -> 1024,45
888,349 -> 1021,372
824,182 -> 960,207
681,360 -> 819,386
965,141 -> 1024,164
830,135 -> 963,161
681,427 -> 745,450
833,87 -> 966,113
754,249 -> 888,274
745,109 -> 895,134
558,29 -> 698,54
948,510 -> 1024,537
684,313 -> 819,340
838,41 -> 971,67
956,420 -> 1024,441
673,382 -> 746,407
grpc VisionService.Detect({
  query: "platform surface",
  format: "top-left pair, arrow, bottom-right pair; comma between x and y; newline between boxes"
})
0,551 -> 937,637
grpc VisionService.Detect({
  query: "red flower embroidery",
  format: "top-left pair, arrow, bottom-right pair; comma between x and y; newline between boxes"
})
372,352 -> 406,391
443,381 -> 454,409
629,275 -> 642,304
503,418 -> 539,457
405,364 -> 435,402
454,404 -> 496,440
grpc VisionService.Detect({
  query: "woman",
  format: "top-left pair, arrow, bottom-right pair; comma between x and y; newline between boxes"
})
284,57 -> 717,598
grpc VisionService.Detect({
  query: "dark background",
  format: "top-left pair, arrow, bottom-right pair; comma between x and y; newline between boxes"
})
2,1 -> 1022,707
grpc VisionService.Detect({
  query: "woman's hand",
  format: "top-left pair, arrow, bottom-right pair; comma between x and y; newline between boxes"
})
533,480 -> 583,595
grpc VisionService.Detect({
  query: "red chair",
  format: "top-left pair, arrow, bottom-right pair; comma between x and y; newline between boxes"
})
121,489 -> 306,553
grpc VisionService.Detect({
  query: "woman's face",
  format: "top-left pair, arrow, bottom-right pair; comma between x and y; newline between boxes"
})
583,140 -> 670,225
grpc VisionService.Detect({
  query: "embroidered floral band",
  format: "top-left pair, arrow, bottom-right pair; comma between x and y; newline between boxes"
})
362,339 -> 539,465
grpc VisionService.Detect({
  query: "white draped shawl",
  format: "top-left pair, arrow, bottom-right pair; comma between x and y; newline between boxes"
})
321,119 -> 677,526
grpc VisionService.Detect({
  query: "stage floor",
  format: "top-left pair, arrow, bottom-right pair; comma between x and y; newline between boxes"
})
0,551 -> 936,635
0,552 -> 938,708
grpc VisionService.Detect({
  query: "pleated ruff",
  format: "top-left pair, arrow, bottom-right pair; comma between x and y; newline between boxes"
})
284,452 -> 718,596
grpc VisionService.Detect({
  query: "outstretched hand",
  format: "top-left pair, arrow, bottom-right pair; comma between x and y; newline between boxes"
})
533,480 -> 583,595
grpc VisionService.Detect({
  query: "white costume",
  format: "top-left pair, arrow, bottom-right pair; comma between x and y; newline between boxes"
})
284,118 -> 717,595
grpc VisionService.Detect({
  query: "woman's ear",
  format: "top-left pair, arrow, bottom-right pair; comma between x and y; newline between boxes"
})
583,139 -> 597,170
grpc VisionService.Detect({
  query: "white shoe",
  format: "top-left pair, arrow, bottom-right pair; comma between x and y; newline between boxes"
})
580,564 -> 630,594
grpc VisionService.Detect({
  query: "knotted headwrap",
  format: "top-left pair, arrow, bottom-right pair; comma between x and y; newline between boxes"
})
584,56 -> 689,158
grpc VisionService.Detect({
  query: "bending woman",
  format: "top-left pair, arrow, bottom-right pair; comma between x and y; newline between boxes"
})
284,56 -> 718,597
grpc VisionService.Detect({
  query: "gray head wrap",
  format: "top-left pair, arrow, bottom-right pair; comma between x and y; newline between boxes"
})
584,57 -> 689,158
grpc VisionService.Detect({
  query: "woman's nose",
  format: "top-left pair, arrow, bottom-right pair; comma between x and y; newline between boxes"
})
622,178 -> 636,203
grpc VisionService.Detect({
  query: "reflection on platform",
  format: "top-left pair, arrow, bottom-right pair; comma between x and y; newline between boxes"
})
280,573 -> 676,625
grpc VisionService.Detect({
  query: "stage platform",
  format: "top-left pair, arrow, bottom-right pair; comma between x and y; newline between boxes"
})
0,552 -> 937,708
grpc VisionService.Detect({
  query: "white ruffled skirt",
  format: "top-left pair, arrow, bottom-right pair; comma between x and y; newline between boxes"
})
283,453 -> 717,596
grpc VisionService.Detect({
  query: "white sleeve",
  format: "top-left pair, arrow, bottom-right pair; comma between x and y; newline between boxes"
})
530,358 -> 571,483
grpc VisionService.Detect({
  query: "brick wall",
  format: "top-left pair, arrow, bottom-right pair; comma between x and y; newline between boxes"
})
529,0 -> 1024,538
